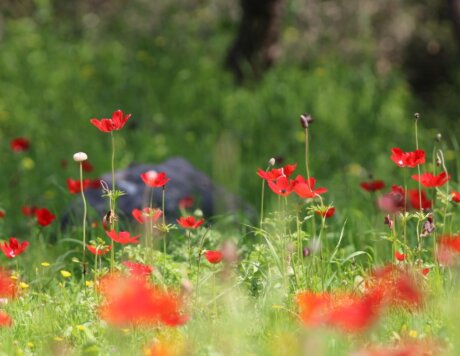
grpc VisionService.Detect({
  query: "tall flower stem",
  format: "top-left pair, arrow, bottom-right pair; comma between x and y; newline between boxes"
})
414,115 -> 423,214
305,128 -> 311,181
109,132 -> 116,272
162,187 -> 167,273
79,162 -> 88,278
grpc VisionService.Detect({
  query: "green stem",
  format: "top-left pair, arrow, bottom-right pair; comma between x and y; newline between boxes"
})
162,187 -> 167,273
79,162 -> 88,279
305,128 -> 310,181
110,132 -> 116,272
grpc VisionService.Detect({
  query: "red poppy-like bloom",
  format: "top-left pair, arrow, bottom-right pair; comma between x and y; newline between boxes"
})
378,185 -> 406,213
106,230 -> 140,245
408,189 -> 432,210
293,176 -> 327,199
452,191 -> 460,203
421,268 -> 430,276
87,245 -> 112,256
10,137 -> 30,152
267,176 -> 296,196
437,234 -> 460,265
140,171 -> 171,188
98,274 -> 187,327
81,160 -> 93,172
0,311 -> 12,327
296,291 -> 381,333
21,205 -> 38,217
66,178 -> 91,194
90,109 -> 132,133
123,261 -> 153,278
395,251 -> 405,262
177,216 -> 205,229
0,269 -> 17,299
205,250 -> 223,264
35,208 -> 56,227
132,208 -> 162,224
314,207 -> 335,218
411,172 -> 450,188
1,238 -> 29,259
0,210 -> 5,219
360,180 -> 385,192
257,163 -> 297,181
179,196 -> 194,209
390,148 -> 425,168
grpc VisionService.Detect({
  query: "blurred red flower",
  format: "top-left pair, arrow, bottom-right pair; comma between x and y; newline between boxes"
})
205,250 -> 223,264
98,274 -> 187,327
21,205 -> 38,217
437,234 -> 460,265
411,172 -> 450,188
90,109 -> 131,133
87,245 -> 112,256
178,196 -> 194,209
81,160 -> 93,172
378,185 -> 406,213
0,210 -> 5,219
360,180 -> 385,192
452,191 -> 460,203
293,176 -> 327,199
10,137 -> 30,152
0,269 -> 18,298
314,207 -> 335,218
89,178 -> 101,189
35,208 -> 56,227
408,189 -> 432,210
140,171 -> 171,188
66,178 -> 91,194
1,238 -> 29,259
132,208 -> 162,224
177,216 -> 204,229
395,251 -> 406,262
106,230 -> 140,245
123,261 -> 153,278
390,148 -> 425,168
0,311 -> 12,327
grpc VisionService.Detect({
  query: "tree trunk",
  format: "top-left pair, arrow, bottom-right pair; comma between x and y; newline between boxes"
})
225,0 -> 285,83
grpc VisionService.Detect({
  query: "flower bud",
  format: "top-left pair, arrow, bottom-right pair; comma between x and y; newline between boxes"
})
414,112 -> 420,120
73,152 -> 88,162
300,113 -> 314,129
268,157 -> 276,167
435,133 -> 442,142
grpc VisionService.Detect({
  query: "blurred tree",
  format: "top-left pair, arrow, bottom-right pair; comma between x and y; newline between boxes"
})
225,0 -> 285,83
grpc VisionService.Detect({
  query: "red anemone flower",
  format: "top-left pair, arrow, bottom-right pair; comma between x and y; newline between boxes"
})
106,230 -> 140,245
0,210 -> 5,219
293,176 -> 327,199
360,180 -> 385,192
257,163 -> 297,181
205,250 -> 223,264
411,172 -> 450,188
315,207 -> 335,218
437,234 -> 460,265
452,191 -> 460,203
10,137 -> 30,152
267,176 -> 296,196
408,189 -> 432,210
21,205 -> 38,217
90,109 -> 132,133
66,178 -> 91,194
140,171 -> 171,188
1,238 -> 29,259
98,274 -> 187,327
87,245 -> 112,256
35,208 -> 56,227
0,269 -> 18,299
123,261 -> 153,278
132,208 -> 162,224
395,251 -> 406,262
177,216 -> 205,229
390,148 -> 425,168
378,185 -> 406,213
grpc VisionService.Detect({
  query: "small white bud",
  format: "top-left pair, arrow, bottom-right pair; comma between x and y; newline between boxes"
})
73,152 -> 88,162
268,157 -> 276,166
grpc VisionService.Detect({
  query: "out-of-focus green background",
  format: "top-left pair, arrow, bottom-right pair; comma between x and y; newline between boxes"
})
1,0 -> 459,227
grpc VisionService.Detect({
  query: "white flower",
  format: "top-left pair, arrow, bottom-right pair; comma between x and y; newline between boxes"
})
73,152 -> 88,162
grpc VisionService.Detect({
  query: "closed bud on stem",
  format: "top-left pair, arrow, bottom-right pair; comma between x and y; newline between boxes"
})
268,157 -> 276,167
435,133 -> 442,142
414,112 -> 420,121
300,113 -> 314,128
73,152 -> 88,162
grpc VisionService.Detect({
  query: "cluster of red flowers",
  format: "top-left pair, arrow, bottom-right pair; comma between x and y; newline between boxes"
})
21,206 -> 55,227
98,273 -> 187,327
297,265 -> 422,333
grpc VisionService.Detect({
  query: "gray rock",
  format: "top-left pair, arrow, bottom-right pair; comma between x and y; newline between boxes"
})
63,157 -> 255,226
